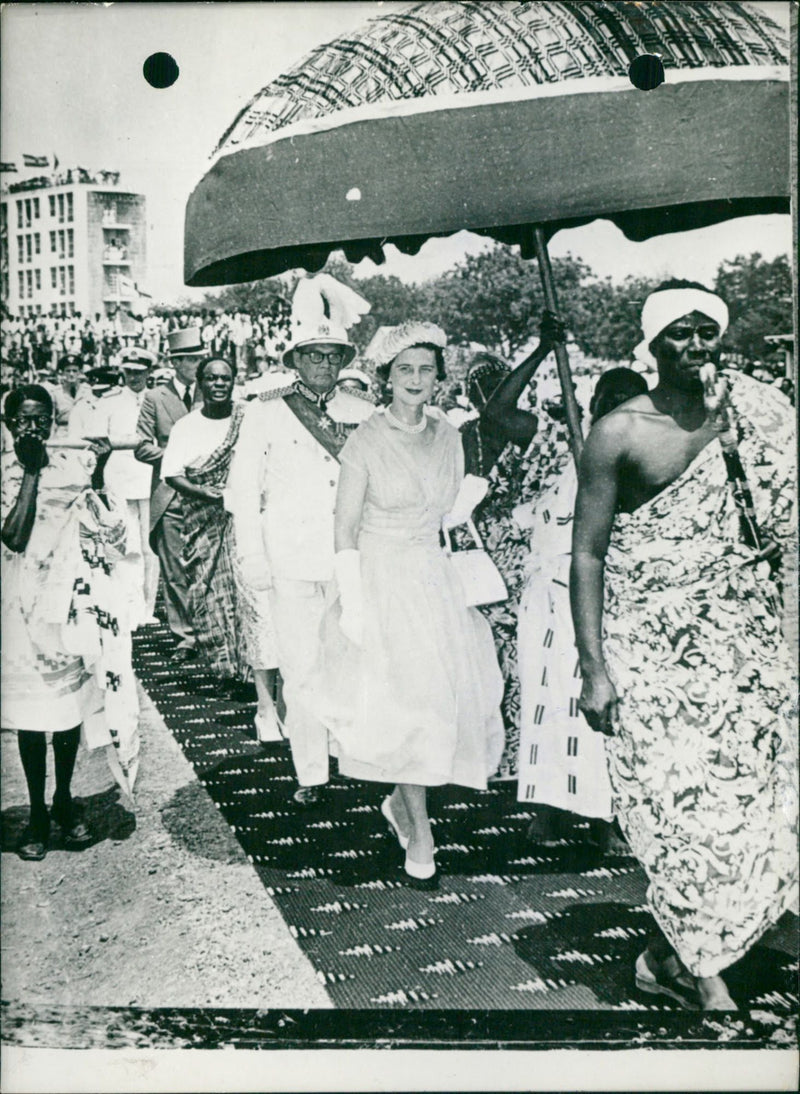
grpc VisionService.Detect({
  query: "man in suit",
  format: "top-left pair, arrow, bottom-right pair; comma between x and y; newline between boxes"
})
135,327 -> 204,660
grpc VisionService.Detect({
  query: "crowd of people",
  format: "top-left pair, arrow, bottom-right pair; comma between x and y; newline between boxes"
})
1,271 -> 796,1013
0,303 -> 292,386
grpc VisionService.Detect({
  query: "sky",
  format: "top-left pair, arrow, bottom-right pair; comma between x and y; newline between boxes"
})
1,1 -> 793,302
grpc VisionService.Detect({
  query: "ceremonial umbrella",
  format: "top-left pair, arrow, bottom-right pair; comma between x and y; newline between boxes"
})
184,1 -> 790,460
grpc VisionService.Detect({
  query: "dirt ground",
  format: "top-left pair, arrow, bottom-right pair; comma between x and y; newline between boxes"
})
1,683 -> 331,1012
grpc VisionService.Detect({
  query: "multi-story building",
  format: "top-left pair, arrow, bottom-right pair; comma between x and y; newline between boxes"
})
1,171 -> 146,320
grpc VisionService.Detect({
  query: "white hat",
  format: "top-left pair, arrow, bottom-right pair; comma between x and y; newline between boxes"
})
283,274 -> 370,368
336,367 -> 372,390
365,322 -> 447,369
117,346 -> 157,370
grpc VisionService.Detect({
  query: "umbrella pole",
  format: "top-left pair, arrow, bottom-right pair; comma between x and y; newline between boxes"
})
522,226 -> 584,465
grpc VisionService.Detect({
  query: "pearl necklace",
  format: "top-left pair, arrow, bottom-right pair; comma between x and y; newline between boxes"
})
385,406 -> 427,434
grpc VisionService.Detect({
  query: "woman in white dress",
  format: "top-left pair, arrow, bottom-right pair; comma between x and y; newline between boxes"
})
315,323 -> 504,885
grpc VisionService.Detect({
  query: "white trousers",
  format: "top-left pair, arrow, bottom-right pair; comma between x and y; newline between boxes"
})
119,498 -> 160,630
269,577 -> 331,787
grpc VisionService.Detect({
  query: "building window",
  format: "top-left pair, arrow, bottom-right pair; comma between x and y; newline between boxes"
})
49,195 -> 56,218
24,199 -> 32,227
51,267 -> 57,290
33,197 -> 40,219
16,201 -> 23,229
59,266 -> 66,295
58,229 -> 66,259
34,232 -> 41,254
25,235 -> 32,262
68,266 -> 75,296
35,269 -> 42,291
67,229 -> 74,258
17,237 -> 24,263
57,194 -> 64,223
66,193 -> 73,222
18,271 -> 24,298
26,270 -> 33,298
50,230 -> 56,253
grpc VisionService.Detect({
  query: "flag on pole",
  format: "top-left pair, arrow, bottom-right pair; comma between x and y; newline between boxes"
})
0,162 -> 18,172
22,154 -> 49,168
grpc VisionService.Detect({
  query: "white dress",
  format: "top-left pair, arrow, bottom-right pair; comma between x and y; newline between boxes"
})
314,411 -> 504,788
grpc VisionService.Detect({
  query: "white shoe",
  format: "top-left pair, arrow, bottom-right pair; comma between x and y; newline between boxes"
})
404,853 -> 438,888
381,796 -> 409,850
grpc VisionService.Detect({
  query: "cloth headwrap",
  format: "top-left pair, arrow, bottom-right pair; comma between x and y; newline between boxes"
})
365,321 -> 447,368
467,355 -> 510,388
633,288 -> 729,368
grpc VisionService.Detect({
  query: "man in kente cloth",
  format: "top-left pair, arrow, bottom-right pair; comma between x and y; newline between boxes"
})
570,279 -> 797,1011
226,275 -> 374,805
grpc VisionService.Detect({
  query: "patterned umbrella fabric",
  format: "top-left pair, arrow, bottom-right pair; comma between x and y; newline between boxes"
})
184,0 -> 790,285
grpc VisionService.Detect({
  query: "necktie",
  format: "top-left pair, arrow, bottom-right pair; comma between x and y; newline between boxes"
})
183,387 -> 192,411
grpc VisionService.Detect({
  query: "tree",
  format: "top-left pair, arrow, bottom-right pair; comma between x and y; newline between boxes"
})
713,253 -> 793,362
568,274 -> 659,361
416,244 -> 594,359
200,275 -> 295,323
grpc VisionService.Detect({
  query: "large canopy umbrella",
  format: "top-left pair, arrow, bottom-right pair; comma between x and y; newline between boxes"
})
184,0 -> 790,459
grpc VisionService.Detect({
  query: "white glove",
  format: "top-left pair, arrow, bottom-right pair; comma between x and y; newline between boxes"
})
334,549 -> 363,646
238,552 -> 272,592
442,474 -> 489,530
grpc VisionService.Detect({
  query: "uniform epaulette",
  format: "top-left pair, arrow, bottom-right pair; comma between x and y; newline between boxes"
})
344,387 -> 377,404
258,382 -> 297,402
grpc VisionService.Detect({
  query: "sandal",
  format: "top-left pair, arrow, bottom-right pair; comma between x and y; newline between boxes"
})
17,825 -> 48,862
634,951 -> 698,1009
52,799 -> 93,846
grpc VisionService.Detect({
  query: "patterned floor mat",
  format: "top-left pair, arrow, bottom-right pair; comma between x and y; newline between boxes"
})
133,624 -> 799,1013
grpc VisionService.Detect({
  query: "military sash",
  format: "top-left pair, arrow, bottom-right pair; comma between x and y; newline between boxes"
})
281,389 -> 359,462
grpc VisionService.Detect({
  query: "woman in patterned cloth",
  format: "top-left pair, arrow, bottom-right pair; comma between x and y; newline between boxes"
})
2,385 -> 138,860
459,311 -> 566,779
162,357 -> 281,741
313,322 -> 504,887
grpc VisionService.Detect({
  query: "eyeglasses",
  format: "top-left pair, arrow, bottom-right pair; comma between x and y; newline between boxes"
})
297,348 -> 346,365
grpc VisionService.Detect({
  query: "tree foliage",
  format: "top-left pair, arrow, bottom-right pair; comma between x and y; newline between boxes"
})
194,245 -> 791,367
714,253 -> 793,361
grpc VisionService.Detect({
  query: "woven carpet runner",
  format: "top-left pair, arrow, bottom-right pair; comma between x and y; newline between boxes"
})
133,624 -> 798,1012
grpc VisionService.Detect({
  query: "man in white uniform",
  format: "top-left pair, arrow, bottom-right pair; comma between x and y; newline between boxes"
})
98,348 -> 160,628
226,276 -> 373,804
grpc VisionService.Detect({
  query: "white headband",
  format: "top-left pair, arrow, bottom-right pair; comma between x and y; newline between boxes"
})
633,288 -> 729,368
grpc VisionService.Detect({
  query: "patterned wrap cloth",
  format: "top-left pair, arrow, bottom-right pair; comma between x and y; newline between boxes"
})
461,416 -> 575,780
182,404 -> 277,679
602,373 -> 798,978
1,449 -> 140,799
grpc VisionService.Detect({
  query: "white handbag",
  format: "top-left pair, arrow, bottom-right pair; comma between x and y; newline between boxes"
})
443,519 -> 508,608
